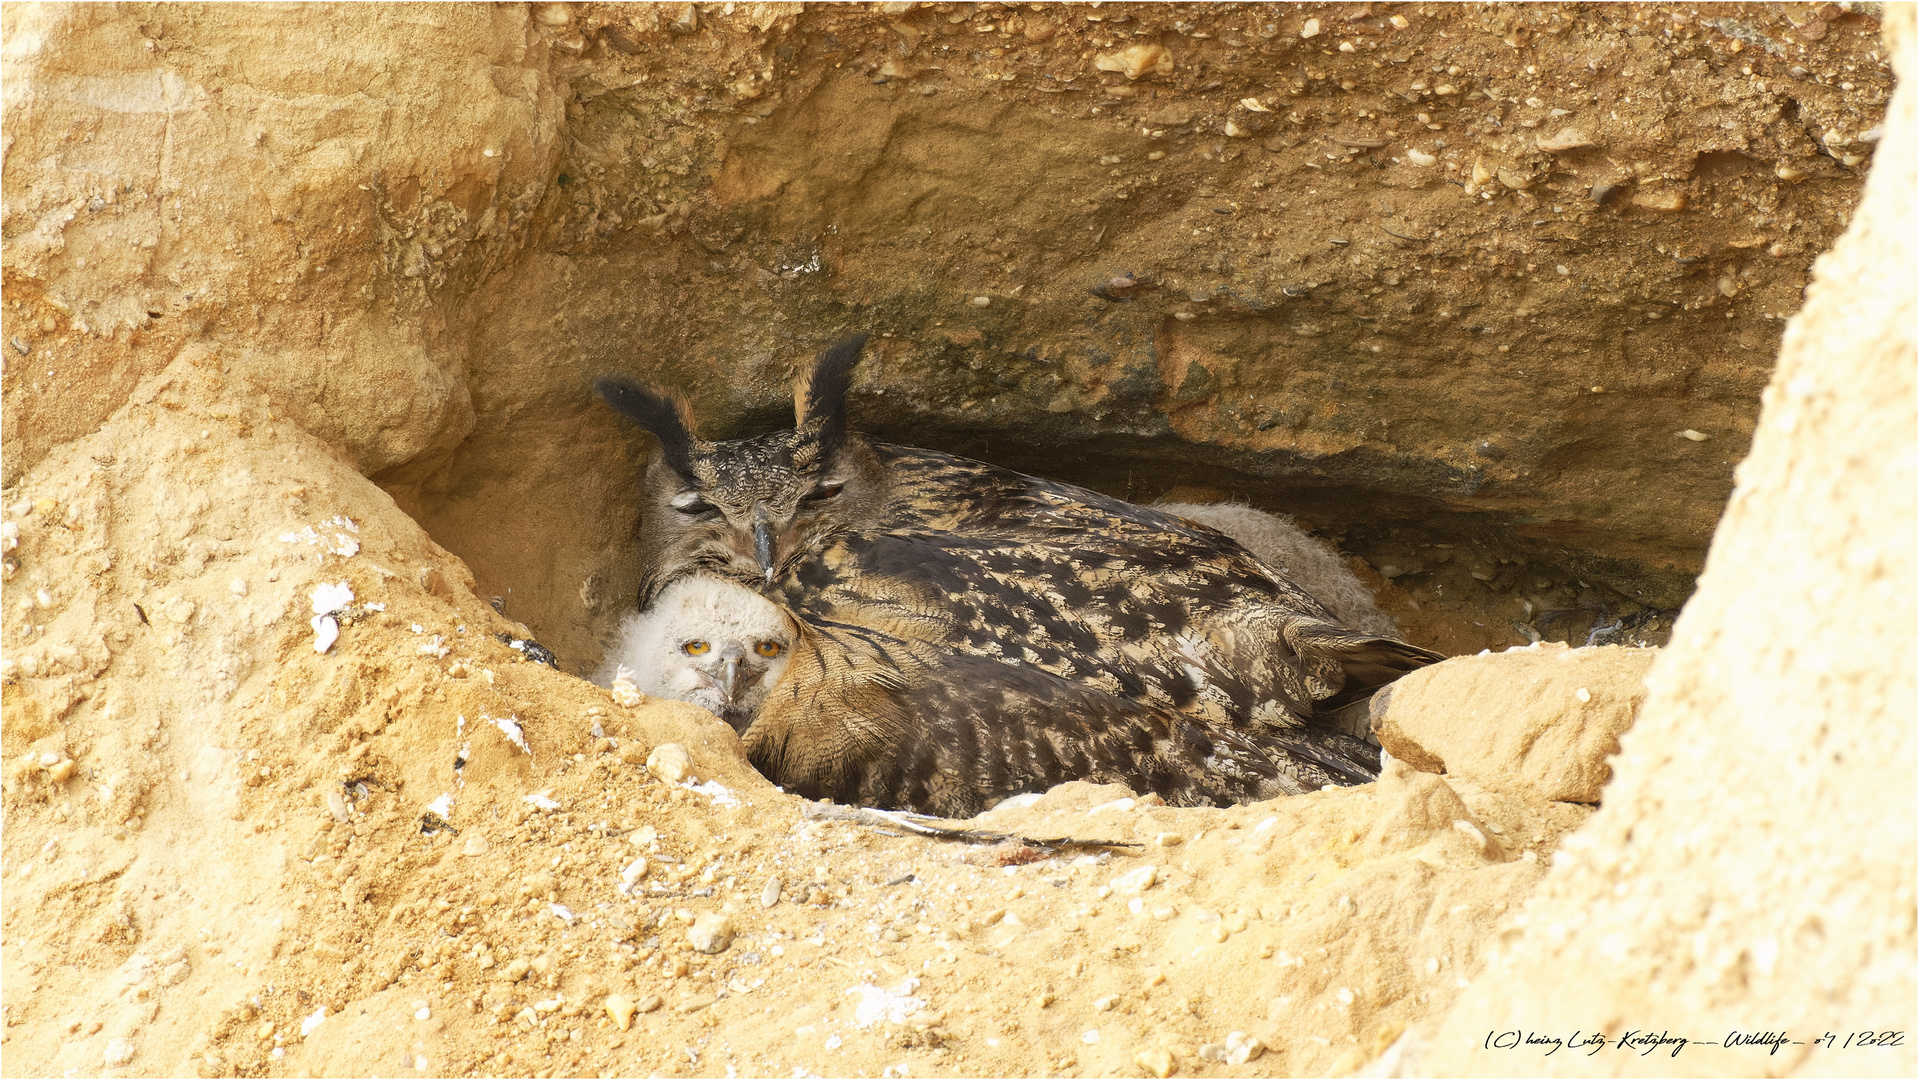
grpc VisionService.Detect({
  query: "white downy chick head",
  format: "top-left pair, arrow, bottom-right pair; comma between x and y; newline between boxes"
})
596,575 -> 795,732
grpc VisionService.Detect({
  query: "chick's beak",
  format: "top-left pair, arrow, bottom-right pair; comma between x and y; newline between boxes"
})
717,645 -> 745,703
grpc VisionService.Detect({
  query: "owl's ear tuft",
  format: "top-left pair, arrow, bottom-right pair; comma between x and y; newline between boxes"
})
795,334 -> 869,448
596,376 -> 700,477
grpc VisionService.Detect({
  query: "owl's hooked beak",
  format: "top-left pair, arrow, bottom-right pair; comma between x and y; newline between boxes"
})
752,508 -> 778,585
716,644 -> 748,703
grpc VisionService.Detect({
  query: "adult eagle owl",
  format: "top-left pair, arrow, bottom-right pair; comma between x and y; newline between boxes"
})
597,336 -> 1442,816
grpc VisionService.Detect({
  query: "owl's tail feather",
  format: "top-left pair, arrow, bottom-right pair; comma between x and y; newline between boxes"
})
1267,728 -> 1382,786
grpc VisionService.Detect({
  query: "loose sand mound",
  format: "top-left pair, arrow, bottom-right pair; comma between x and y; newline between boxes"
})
0,355 -> 1608,1078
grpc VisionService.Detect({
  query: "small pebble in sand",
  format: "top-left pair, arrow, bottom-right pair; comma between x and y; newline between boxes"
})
1110,865 -> 1158,895
1094,995 -> 1117,1011
761,877 -> 783,908
1154,832 -> 1184,847
1225,1031 -> 1265,1064
1135,1047 -> 1175,1078
687,913 -> 734,954
646,744 -> 692,784
609,670 -> 645,707
1201,1031 -> 1266,1064
103,1037 -> 136,1066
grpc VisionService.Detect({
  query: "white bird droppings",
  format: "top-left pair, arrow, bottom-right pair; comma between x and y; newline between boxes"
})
280,515 -> 360,557
311,615 -> 340,654
310,581 -> 353,614
850,977 -> 924,1028
687,779 -> 739,808
488,714 -> 530,754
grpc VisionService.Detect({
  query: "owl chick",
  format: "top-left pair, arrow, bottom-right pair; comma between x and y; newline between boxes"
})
1153,501 -> 1398,638
597,336 -> 1443,816
592,574 -> 795,734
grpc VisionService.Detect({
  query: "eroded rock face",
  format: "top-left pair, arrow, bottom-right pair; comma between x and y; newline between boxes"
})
9,4 -> 1885,667
1,2 -> 568,475
396,1 -> 1891,665
1423,6 -> 1917,1072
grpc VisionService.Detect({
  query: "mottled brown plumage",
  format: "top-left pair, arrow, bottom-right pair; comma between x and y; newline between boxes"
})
597,336 -> 1442,816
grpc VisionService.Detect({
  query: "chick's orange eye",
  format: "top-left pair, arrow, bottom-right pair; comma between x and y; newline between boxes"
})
755,641 -> 784,658
682,640 -> 710,656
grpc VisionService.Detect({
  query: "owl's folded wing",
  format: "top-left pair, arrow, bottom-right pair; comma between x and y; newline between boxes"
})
777,528 -> 1435,724
743,618 -> 1377,817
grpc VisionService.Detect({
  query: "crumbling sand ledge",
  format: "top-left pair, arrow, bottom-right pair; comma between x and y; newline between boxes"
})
2,4 -> 1913,1079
